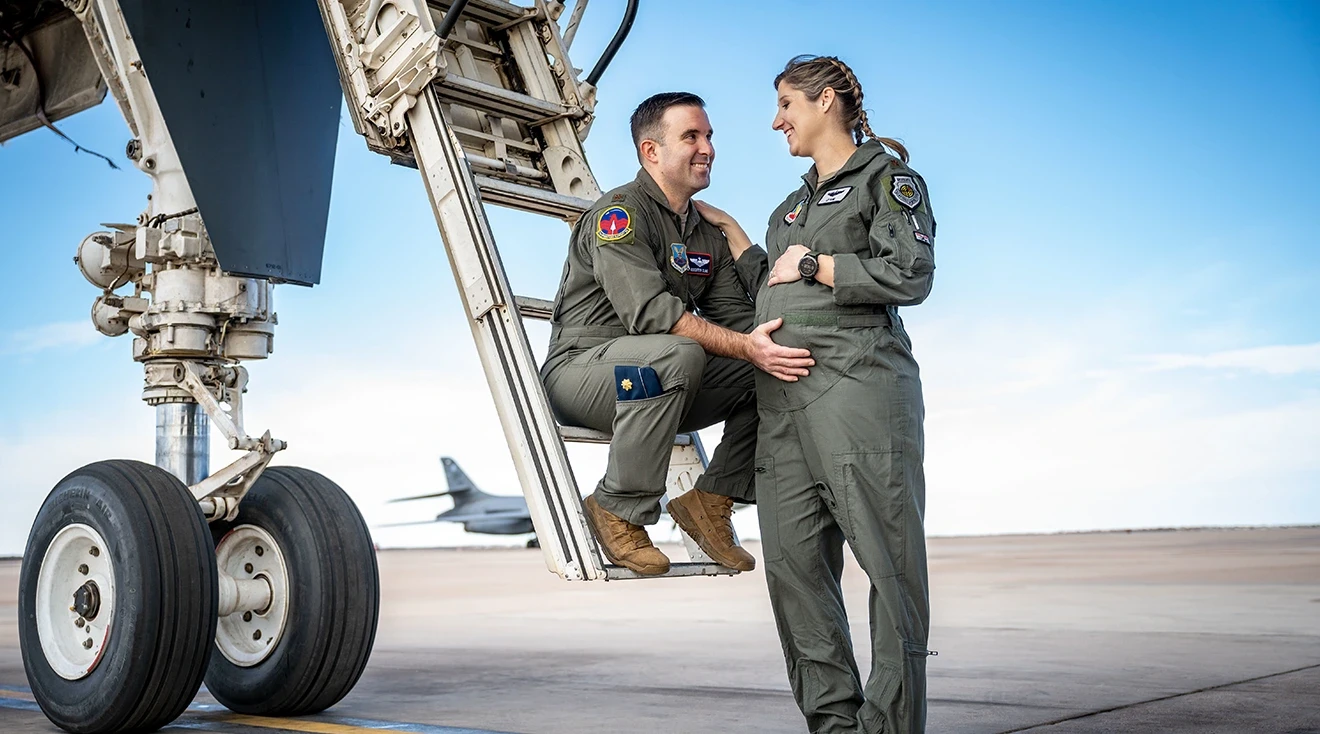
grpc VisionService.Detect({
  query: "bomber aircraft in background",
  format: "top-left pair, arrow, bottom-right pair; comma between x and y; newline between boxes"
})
385,458 -> 538,547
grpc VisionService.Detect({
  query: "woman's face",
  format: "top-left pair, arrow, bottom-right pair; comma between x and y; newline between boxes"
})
772,81 -> 832,158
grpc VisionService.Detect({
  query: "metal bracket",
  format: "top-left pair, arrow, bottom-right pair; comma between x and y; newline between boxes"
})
193,442 -> 277,521
175,362 -> 285,520
353,1 -> 443,139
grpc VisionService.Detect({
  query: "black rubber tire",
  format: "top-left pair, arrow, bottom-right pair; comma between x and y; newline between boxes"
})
19,460 -> 218,734
204,466 -> 379,715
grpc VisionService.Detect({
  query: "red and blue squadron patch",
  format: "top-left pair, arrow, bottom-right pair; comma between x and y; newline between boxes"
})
596,206 -> 633,243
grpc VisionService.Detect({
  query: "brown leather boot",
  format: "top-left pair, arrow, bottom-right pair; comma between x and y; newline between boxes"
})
667,488 -> 755,572
583,495 -> 670,576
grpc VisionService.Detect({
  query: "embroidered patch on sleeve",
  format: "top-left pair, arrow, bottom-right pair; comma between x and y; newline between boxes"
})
615,365 -> 664,401
913,231 -> 932,245
596,207 -> 633,243
817,186 -> 853,205
687,251 -> 712,276
784,199 -> 805,224
891,176 -> 922,209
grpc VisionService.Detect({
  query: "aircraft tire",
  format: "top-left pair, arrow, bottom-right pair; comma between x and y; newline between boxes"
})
204,466 -> 379,716
19,460 -> 218,734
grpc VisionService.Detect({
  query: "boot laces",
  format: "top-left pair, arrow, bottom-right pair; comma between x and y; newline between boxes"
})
703,494 -> 735,543
624,524 -> 653,553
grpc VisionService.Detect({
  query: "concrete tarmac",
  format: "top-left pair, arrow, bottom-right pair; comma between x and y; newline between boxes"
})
1,527 -> 1317,733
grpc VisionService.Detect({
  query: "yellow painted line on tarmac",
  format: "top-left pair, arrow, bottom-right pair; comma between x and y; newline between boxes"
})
0,685 -> 512,734
205,715 -> 389,734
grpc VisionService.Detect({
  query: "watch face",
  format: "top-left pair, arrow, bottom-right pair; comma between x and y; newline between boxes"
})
798,254 -> 819,278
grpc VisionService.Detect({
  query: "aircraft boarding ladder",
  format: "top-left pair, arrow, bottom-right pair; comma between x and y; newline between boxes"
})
318,0 -> 743,581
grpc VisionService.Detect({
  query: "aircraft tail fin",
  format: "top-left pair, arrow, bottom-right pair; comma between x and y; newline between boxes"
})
387,457 -> 488,504
440,457 -> 485,508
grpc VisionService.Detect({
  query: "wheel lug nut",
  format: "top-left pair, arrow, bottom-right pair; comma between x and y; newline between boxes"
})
89,547 -> 100,557
252,629 -> 262,640
255,546 -> 264,556
243,611 -> 252,622
244,563 -> 254,574
82,639 -> 93,649
78,564 -> 89,575
75,618 -> 85,628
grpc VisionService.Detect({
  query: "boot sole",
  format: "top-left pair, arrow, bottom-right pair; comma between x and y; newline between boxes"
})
668,496 -> 755,572
583,500 -> 669,576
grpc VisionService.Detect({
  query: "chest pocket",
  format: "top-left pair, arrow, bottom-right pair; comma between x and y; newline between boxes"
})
802,192 -> 871,257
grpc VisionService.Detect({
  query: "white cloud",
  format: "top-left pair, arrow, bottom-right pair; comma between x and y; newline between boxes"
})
1,320 -> 101,356
917,322 -> 1320,536
1139,342 -> 1320,375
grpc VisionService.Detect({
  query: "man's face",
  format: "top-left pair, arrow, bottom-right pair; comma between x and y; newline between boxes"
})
647,105 -> 714,197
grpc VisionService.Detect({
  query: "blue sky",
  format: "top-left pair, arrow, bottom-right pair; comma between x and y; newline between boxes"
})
1,0 -> 1317,554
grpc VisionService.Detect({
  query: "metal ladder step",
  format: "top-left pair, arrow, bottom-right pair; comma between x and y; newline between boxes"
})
558,425 -> 694,446
514,295 -> 553,321
606,562 -> 739,581
425,0 -> 526,26
433,72 -> 566,124
477,178 -> 593,220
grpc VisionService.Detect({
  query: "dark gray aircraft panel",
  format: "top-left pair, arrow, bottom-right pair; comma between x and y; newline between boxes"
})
119,0 -> 340,285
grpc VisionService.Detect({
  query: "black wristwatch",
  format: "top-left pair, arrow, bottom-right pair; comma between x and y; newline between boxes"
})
798,251 -> 820,282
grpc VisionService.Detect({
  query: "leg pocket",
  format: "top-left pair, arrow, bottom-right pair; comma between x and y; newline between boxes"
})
753,456 -> 782,563
835,450 -> 907,580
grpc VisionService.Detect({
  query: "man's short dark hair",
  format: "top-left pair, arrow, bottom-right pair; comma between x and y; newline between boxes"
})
630,92 -> 706,153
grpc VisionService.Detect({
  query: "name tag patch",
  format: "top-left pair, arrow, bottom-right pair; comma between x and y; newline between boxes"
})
687,251 -> 712,276
817,186 -> 853,205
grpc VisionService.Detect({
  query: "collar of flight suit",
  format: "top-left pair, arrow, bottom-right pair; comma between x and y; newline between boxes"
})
633,168 -> 704,239
800,139 -> 888,192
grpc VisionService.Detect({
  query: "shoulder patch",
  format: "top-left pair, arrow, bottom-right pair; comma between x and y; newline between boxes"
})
784,199 -> 805,224
890,175 -> 921,209
817,186 -> 853,206
596,206 -> 633,244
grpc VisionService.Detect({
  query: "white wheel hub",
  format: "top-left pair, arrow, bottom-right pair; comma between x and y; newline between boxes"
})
35,524 -> 116,680
214,524 -> 289,667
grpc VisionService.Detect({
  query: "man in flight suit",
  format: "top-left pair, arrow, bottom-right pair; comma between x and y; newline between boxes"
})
542,92 -> 813,576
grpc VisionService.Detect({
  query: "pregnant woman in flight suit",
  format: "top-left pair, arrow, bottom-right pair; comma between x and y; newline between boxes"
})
701,55 -> 938,734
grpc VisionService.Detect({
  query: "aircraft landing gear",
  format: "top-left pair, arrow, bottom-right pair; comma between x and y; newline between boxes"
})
19,461 -> 218,733
15,4 -> 379,731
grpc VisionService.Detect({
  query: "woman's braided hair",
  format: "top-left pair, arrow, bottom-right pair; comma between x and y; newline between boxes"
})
773,55 -> 909,163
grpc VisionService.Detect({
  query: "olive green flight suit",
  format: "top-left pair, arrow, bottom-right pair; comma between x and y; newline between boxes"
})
542,169 -> 758,525
736,140 -> 936,733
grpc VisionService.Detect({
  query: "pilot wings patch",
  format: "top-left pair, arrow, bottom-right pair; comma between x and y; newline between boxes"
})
687,251 -> 712,276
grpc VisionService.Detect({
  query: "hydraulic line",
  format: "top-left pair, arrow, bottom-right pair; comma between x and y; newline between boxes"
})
584,0 -> 637,86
